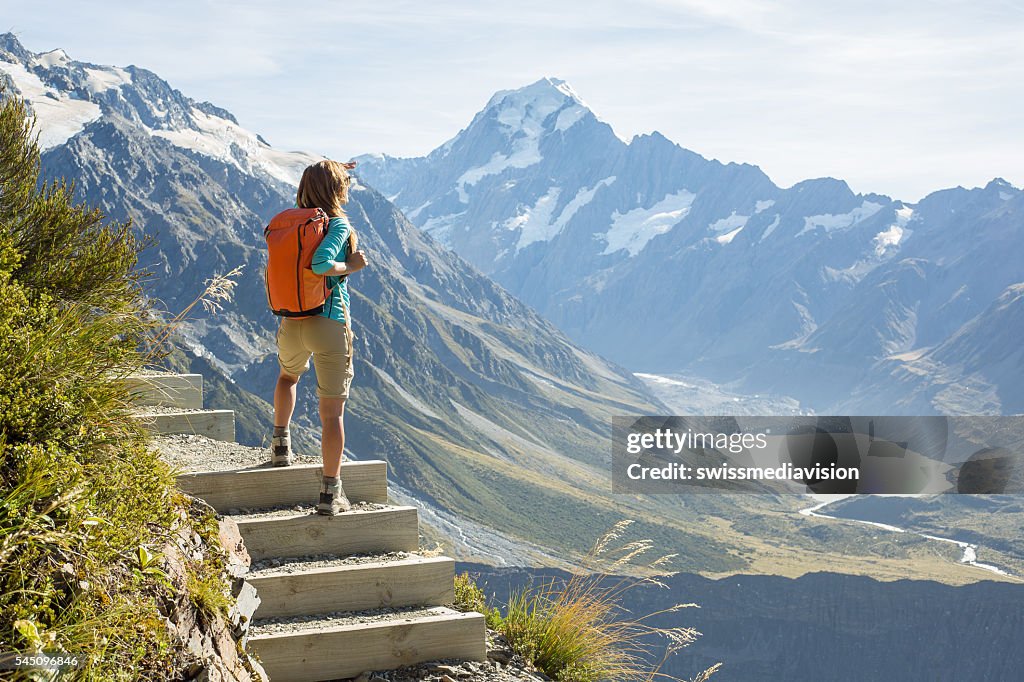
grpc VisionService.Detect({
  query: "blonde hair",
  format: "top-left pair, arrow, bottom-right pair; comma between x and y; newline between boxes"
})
296,160 -> 352,217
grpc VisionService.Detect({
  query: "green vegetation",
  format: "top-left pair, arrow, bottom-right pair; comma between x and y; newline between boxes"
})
454,523 -> 721,682
453,572 -> 501,627
0,89 -> 229,678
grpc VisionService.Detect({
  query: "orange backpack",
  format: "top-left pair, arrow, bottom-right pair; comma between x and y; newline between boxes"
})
264,207 -> 333,318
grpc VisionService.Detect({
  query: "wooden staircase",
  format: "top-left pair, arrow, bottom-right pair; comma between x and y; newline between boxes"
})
130,372 -> 487,682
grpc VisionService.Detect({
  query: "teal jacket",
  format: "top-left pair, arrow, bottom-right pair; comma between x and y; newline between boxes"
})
310,216 -> 352,326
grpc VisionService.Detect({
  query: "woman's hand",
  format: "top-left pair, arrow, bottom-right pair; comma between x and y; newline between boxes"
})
345,250 -> 368,274
317,250 -> 368,277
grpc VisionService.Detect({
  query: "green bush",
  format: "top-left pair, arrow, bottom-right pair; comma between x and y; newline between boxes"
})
452,572 -> 502,627
0,87 -> 216,679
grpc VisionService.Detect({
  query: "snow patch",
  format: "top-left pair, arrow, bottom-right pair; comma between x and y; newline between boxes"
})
555,104 -> 586,131
872,225 -> 904,257
708,214 -> 749,237
35,49 -> 69,68
760,214 -> 781,241
872,206 -> 914,257
0,61 -> 101,149
506,187 -> 562,250
715,226 -> 744,244
825,205 -> 916,283
505,176 -> 618,253
83,66 -> 131,93
420,212 -> 465,246
602,188 -> 696,256
554,176 -> 615,230
895,205 -> 915,225
798,200 -> 884,236
754,199 -> 775,213
455,144 -> 542,200
150,107 -> 319,185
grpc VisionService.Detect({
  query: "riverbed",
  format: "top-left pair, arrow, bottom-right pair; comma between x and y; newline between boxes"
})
799,494 -> 1014,578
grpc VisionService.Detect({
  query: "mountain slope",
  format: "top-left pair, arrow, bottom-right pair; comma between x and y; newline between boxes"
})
357,79 -> 1024,415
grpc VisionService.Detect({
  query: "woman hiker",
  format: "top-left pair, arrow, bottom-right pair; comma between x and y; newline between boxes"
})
268,159 -> 368,515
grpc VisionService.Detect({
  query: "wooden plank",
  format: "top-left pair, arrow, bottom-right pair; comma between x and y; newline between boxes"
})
135,409 -> 235,442
235,506 -> 418,561
176,461 -> 388,511
249,608 -> 486,682
125,374 -> 203,409
250,556 -> 455,619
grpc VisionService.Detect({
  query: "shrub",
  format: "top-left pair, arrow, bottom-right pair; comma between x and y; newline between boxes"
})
453,572 -> 502,627
0,86 -> 221,679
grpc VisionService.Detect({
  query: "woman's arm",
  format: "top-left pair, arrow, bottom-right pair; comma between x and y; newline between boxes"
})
315,250 -> 367,276
311,217 -> 367,276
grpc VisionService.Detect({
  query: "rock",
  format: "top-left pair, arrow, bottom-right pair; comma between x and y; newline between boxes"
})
218,518 -> 250,566
486,631 -> 514,666
218,517 -> 251,595
158,521 -> 263,682
229,581 -> 261,636
430,665 -> 461,675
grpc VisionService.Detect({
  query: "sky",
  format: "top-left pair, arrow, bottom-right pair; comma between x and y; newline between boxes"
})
4,0 -> 1023,202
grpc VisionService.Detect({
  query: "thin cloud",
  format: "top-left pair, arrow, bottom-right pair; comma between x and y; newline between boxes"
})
7,0 -> 1024,201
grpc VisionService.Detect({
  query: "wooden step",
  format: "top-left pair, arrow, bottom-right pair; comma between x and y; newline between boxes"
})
235,506 -> 418,561
250,556 -> 455,619
134,408 -> 235,442
249,607 -> 486,682
125,373 -> 203,409
177,461 -> 388,511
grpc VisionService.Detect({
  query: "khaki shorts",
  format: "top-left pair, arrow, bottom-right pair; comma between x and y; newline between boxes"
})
276,316 -> 354,399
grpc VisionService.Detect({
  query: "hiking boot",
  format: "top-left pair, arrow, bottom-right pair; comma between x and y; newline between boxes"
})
317,476 -> 352,516
270,433 -> 294,467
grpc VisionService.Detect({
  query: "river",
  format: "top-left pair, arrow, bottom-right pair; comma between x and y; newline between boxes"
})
799,494 -> 1014,578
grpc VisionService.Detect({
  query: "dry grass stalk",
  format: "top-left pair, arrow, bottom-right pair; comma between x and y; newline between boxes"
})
497,520 -> 720,682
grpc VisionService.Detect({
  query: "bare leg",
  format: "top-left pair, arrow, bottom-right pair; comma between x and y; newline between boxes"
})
319,396 -> 346,478
273,371 -> 299,428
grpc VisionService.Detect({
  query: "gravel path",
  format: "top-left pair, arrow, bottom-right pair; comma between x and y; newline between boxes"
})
253,610 -> 552,682
153,433 -> 321,473
228,501 -> 388,520
251,606 -> 450,635
250,551 -> 420,575
133,405 -> 222,416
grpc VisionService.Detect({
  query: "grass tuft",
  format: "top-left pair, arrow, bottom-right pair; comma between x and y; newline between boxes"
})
459,523 -> 721,682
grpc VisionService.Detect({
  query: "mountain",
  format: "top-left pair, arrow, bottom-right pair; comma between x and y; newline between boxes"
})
356,78 -> 1024,415
5,34 -> 1020,584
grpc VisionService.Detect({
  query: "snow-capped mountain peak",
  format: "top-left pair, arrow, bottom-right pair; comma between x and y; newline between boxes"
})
480,76 -> 591,137
0,33 -> 318,185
